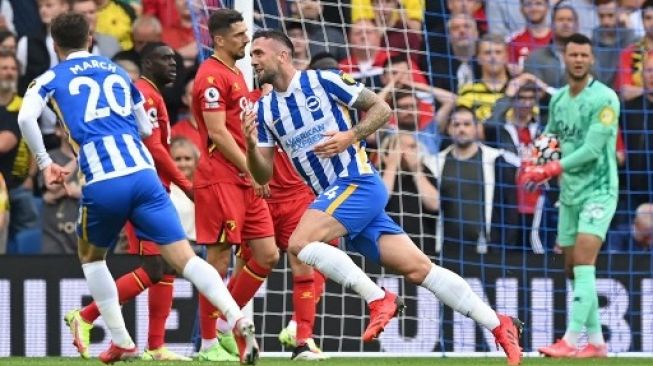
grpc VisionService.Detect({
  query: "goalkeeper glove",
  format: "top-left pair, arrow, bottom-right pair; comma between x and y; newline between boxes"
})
521,160 -> 562,191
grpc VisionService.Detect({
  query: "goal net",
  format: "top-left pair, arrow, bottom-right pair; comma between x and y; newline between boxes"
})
182,0 -> 652,356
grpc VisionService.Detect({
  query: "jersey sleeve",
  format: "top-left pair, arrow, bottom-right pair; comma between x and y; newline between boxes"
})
130,81 -> 144,109
317,70 -> 364,107
18,70 -> 56,170
196,72 -> 228,113
256,100 -> 275,147
543,92 -> 561,135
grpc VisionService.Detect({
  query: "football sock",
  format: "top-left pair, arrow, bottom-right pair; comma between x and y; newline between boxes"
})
80,267 -> 154,324
293,274 -> 316,344
147,274 -> 175,350
183,256 -> 243,328
586,289 -> 605,345
201,338 -> 217,351
81,261 -> 134,349
564,265 -> 597,346
421,264 -> 500,330
314,270 -> 326,301
198,294 -> 218,340
297,242 -> 385,303
227,258 -> 271,308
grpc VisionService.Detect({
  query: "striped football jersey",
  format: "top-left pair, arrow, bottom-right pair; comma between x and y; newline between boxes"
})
256,69 -> 373,194
24,51 -> 154,185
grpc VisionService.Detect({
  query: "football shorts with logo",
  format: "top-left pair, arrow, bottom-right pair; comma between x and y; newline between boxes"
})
195,183 -> 274,245
310,173 -> 404,263
557,193 -> 617,246
78,170 -> 186,248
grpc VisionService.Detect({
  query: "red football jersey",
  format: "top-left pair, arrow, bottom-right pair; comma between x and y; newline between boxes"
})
268,148 -> 314,203
192,56 -> 254,188
507,29 -> 553,64
136,77 -> 192,192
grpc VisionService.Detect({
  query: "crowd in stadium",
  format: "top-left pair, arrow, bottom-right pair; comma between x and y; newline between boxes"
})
0,0 -> 651,256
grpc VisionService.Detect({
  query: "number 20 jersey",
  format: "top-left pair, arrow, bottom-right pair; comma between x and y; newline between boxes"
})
26,52 -> 154,185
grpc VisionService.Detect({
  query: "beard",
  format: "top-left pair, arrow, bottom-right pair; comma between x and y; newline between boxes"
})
258,69 -> 275,85
454,138 -> 475,149
0,80 -> 16,94
567,69 -> 589,82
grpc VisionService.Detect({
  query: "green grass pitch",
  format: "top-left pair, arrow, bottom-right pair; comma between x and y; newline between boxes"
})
4,358 -> 653,366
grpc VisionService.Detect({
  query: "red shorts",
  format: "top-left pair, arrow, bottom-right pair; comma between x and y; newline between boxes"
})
195,183 -> 274,245
237,192 -> 339,261
268,192 -> 315,250
125,222 -> 160,256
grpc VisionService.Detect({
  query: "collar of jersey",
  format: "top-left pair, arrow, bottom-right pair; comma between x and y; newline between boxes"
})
67,50 -> 92,60
273,70 -> 301,98
139,76 -> 159,92
211,55 -> 240,75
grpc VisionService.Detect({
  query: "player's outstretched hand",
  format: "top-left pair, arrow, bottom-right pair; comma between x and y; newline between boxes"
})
242,110 -> 258,149
314,130 -> 355,158
44,163 -> 71,193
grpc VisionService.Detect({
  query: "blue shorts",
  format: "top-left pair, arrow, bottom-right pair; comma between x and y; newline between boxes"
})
310,173 -> 404,263
78,169 -> 186,248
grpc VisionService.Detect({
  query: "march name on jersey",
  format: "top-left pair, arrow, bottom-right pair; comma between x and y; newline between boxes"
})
25,51 -> 154,185
256,70 -> 373,194
192,55 -> 255,188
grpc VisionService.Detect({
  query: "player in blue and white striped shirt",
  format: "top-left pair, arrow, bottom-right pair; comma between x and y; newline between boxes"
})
244,29 -> 523,365
17,13 -> 258,365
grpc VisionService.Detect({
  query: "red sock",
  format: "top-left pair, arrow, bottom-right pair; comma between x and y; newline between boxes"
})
148,274 -> 175,350
228,259 -> 271,308
199,294 -> 219,340
79,267 -> 154,323
293,275 -> 316,345
313,270 -> 326,303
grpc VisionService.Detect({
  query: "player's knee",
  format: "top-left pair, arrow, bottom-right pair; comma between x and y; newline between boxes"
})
141,256 -> 165,284
287,237 -> 308,258
404,261 -> 431,285
255,246 -> 279,269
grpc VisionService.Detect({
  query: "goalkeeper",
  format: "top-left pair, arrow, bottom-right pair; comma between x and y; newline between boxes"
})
522,33 -> 619,359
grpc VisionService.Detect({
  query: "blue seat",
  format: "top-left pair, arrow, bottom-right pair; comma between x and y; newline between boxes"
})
14,227 -> 42,254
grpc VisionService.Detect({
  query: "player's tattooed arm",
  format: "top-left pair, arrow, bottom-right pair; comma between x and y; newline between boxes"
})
351,88 -> 392,140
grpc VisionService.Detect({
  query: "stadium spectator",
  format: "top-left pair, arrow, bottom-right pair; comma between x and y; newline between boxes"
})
16,0 -> 69,94
308,52 -> 340,70
171,75 -> 202,153
0,173 -> 8,254
291,0 -> 348,61
620,0 -> 646,38
487,0 -> 527,37
40,125 -> 80,255
486,78 -> 548,252
142,0 -> 179,28
161,0 -> 198,68
113,16 -> 187,123
507,0 -> 552,73
592,0 -> 637,87
339,19 -> 386,86
524,2 -> 579,90
614,0 -> 653,101
95,0 -> 136,51
170,137 -> 200,244
70,0 -> 121,58
606,203 -> 653,252
380,133 -> 439,257
620,51 -> 653,214
377,54 -> 432,126
371,0 -> 423,56
7,0 -> 39,38
430,13 -> 480,92
447,0 -> 488,35
285,19 -> 311,70
0,0 -> 15,34
424,107 -> 519,255
0,50 -> 38,241
566,0 -> 599,38
457,33 -> 510,123
0,31 -> 16,54
352,0 -> 424,31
